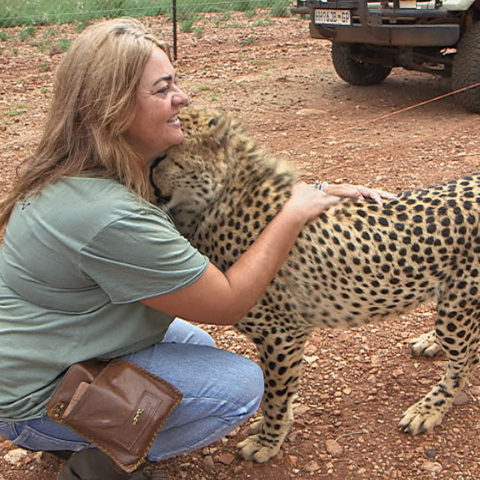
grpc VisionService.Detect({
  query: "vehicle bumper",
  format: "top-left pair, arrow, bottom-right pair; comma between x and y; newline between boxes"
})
309,22 -> 460,46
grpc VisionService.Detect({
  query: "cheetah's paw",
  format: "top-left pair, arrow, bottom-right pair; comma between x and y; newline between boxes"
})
237,434 -> 280,463
410,330 -> 441,358
398,401 -> 444,434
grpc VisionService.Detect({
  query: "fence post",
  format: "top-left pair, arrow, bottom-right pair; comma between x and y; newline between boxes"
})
172,0 -> 177,60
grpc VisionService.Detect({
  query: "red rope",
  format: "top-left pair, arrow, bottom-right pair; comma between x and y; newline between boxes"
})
283,81 -> 480,156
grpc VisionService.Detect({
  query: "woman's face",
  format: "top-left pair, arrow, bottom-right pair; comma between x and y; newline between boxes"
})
125,48 -> 189,163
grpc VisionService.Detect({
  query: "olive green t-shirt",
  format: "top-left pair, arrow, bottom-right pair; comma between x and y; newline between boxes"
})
0,177 -> 208,420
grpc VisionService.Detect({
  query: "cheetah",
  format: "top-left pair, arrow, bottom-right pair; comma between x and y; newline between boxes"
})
150,106 -> 480,463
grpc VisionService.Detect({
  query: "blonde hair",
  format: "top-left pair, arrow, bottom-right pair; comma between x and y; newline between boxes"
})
0,18 -> 169,230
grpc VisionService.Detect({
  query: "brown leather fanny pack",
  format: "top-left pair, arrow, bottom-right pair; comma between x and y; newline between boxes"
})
46,358 -> 183,472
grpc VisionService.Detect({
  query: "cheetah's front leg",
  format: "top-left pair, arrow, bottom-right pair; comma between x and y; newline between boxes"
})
236,325 -> 310,463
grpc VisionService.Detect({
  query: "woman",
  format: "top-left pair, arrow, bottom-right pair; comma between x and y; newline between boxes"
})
0,18 -> 393,479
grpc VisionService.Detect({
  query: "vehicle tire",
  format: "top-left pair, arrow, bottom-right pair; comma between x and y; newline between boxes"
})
331,42 -> 392,86
452,22 -> 480,113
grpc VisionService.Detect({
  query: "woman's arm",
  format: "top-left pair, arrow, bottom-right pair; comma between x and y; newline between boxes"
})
140,182 -> 340,325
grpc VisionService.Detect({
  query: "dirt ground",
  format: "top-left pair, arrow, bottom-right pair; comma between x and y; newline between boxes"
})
1,10 -> 480,480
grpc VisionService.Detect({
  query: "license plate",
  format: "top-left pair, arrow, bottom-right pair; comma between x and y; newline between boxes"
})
314,9 -> 351,25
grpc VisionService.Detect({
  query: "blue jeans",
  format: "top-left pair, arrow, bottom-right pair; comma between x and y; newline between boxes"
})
0,319 -> 264,461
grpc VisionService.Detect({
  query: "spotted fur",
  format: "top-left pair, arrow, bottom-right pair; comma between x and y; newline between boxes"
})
151,106 -> 480,463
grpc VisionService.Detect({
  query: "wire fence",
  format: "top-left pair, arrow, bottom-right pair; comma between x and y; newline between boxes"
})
0,0 -> 293,59
0,0 -> 291,27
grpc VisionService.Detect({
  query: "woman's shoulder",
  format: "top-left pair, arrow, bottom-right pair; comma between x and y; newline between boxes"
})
26,176 -> 169,232
46,177 -> 150,214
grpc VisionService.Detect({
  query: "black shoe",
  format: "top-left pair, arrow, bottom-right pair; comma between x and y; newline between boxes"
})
50,450 -> 74,461
57,448 -> 166,480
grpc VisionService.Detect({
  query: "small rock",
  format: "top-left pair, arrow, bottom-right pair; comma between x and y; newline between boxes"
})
296,108 -> 326,117
425,448 -> 437,458
203,455 -> 215,469
288,454 -> 298,466
453,391 -> 470,405
304,354 -> 319,364
305,460 -> 320,472
470,385 -> 480,396
371,354 -> 381,365
4,448 -> 28,465
49,45 -> 64,56
217,452 -> 235,465
421,461 -> 443,474
295,405 -> 310,415
325,439 -> 343,457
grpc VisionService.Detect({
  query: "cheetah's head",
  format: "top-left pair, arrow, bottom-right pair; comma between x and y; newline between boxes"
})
150,106 -> 235,234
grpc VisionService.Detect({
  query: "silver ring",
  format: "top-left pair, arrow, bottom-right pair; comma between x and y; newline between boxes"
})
313,181 -> 328,192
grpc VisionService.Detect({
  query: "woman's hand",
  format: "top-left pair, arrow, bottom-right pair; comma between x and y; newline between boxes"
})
320,183 -> 397,206
283,182 -> 342,223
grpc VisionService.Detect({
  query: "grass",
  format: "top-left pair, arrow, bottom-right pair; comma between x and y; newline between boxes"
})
195,84 -> 212,92
253,17 -> 274,26
18,26 -> 36,41
192,25 -> 204,37
180,17 -> 197,32
239,33 -> 255,45
0,0 -> 291,27
7,109 -> 28,116
57,38 -> 72,51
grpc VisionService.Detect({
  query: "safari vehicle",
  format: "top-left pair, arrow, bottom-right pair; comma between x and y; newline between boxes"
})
291,0 -> 480,112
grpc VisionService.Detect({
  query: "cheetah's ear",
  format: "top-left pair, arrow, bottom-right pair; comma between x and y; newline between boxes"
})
203,109 -> 233,147
178,106 -> 233,149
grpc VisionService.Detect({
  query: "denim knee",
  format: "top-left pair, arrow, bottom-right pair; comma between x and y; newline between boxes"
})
163,319 -> 216,347
230,357 -> 264,414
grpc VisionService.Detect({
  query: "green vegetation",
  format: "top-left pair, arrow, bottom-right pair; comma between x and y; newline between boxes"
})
270,0 -> 290,16
0,0 -> 290,27
18,26 -> 36,40
213,12 -> 231,25
223,22 -> 244,28
195,84 -> 211,91
57,38 -> 72,51
192,25 -> 204,37
253,17 -> 274,26
239,33 -> 255,45
180,17 -> 196,32
7,109 -> 27,116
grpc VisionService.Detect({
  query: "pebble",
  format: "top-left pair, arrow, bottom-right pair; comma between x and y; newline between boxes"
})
296,108 -> 326,117
4,448 -> 28,465
325,439 -> 343,457
304,460 -> 320,472
421,461 -> 443,474
203,455 -> 215,469
217,452 -> 235,465
425,449 -> 437,458
470,385 -> 480,396
453,391 -> 470,406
